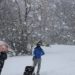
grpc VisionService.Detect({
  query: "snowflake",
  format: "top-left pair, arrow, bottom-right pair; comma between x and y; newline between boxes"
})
27,3 -> 30,8
60,12 -> 63,15
62,22 -> 66,25
12,28 -> 16,31
38,15 -> 41,21
45,28 -> 48,31
12,0 -> 15,2
53,4 -> 56,8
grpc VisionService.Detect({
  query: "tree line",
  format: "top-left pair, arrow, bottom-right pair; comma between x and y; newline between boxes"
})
0,0 -> 75,55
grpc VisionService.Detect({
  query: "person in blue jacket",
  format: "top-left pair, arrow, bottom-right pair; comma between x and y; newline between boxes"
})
33,43 -> 45,75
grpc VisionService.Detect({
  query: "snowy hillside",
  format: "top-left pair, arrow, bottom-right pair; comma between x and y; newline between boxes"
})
1,45 -> 75,75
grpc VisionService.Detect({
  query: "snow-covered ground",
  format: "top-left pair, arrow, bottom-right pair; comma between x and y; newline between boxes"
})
1,45 -> 75,75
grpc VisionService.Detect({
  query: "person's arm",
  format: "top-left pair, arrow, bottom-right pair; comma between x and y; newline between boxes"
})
32,48 -> 36,60
33,48 -> 36,56
40,48 -> 45,55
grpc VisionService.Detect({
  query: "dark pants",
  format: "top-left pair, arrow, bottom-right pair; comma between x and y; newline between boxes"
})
33,58 -> 41,74
0,60 -> 4,75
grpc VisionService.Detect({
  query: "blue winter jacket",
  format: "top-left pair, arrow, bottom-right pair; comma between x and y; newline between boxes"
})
33,46 -> 45,59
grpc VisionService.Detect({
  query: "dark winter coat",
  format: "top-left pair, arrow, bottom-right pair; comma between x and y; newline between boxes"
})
0,52 -> 7,74
0,52 -> 7,61
33,46 -> 45,59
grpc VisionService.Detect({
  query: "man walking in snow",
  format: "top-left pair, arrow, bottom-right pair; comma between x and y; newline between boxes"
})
33,42 -> 45,75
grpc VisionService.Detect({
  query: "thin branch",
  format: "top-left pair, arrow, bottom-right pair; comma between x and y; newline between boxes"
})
15,0 -> 22,25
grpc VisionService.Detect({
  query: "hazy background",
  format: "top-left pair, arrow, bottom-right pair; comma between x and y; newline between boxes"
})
0,0 -> 75,55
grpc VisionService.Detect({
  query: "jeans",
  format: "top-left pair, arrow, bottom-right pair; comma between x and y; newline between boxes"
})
33,58 -> 41,74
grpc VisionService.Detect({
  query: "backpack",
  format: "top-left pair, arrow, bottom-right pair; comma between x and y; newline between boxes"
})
23,66 -> 34,75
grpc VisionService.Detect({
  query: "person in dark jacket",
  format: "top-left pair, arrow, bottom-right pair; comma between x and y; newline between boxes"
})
33,43 -> 45,75
0,41 -> 12,75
